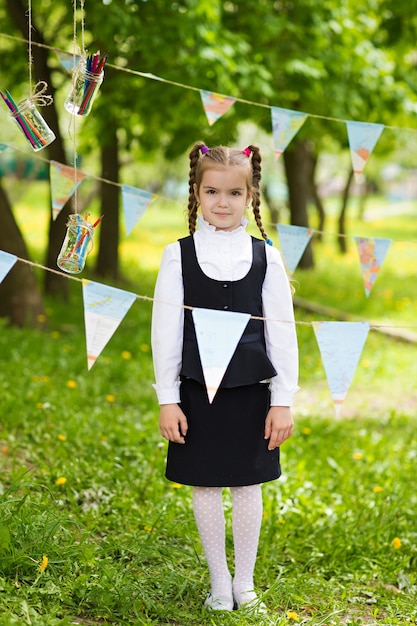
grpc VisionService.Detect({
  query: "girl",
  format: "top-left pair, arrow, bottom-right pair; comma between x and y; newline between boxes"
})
151,142 -> 299,613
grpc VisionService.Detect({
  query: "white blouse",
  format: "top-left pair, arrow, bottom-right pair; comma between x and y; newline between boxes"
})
151,216 -> 299,406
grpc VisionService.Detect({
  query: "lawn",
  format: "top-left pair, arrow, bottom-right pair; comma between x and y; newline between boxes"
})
0,181 -> 416,624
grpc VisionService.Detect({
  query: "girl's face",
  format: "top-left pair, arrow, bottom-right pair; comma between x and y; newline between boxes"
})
194,166 -> 251,232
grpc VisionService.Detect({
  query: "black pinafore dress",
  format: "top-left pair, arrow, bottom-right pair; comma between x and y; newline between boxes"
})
165,235 -> 281,487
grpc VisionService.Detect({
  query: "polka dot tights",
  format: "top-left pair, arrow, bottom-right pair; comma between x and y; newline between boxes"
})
192,484 -> 263,604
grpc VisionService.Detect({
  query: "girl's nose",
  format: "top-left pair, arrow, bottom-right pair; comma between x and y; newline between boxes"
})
218,195 -> 228,207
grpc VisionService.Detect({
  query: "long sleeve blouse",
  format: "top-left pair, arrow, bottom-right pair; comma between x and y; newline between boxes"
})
151,216 -> 299,407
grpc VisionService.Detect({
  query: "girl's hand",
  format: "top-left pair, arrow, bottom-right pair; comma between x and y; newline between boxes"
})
264,406 -> 293,450
159,404 -> 188,444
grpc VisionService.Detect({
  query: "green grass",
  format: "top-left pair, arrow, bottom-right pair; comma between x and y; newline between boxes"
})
0,181 -> 416,623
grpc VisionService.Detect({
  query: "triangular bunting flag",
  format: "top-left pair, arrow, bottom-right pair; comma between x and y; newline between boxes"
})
312,321 -> 370,416
55,50 -> 81,72
0,250 -> 18,283
0,143 -> 9,152
271,107 -> 308,158
50,161 -> 87,220
354,236 -> 392,297
192,308 -> 251,403
346,121 -> 384,182
276,224 -> 314,273
121,185 -> 157,236
200,90 -> 236,126
82,279 -> 137,370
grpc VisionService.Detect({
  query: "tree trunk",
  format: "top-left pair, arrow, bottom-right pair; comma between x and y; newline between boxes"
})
0,181 -> 45,327
338,168 -> 354,253
6,0 -> 70,298
283,140 -> 314,268
262,184 -> 280,228
95,123 -> 120,279
310,153 -> 325,241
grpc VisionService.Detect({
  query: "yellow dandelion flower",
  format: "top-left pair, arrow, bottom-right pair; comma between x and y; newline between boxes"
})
58,434 -> 67,441
121,350 -> 132,360
171,483 -> 181,489
55,476 -> 67,486
1,446 -> 9,454
38,554 -> 48,573
105,394 -> 116,403
67,380 -> 77,389
302,427 -> 312,435
373,486 -> 383,493
392,537 -> 401,549
36,402 -> 44,409
50,331 -> 60,339
362,359 -> 371,368
144,525 -> 152,532
140,344 -> 150,352
37,314 -> 47,324
352,452 -> 363,460
286,610 -> 299,621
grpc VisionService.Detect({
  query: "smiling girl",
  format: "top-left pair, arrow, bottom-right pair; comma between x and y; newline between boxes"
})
151,142 -> 299,613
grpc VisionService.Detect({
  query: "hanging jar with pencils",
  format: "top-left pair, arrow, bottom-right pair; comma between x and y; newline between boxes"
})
64,52 -> 107,117
57,214 -> 94,274
1,89 -> 55,152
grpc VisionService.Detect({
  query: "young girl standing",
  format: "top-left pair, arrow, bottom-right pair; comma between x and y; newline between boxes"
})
151,142 -> 299,613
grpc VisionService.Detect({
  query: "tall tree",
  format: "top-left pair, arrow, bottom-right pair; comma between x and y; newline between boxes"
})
0,179 -> 45,326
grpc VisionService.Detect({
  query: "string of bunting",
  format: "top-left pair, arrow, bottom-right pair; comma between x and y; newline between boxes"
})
1,30 -> 417,186
0,250 -> 415,416
1,138 -> 416,249
1,32 -> 417,133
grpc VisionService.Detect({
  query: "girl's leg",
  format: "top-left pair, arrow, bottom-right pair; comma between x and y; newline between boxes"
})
192,486 -> 233,610
230,484 -> 264,608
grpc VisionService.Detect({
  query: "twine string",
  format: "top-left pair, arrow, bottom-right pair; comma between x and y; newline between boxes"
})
29,80 -> 53,106
71,0 -> 79,214
27,0 -> 33,94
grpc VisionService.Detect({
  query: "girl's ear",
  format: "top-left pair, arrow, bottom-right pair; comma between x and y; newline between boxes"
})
193,182 -> 200,204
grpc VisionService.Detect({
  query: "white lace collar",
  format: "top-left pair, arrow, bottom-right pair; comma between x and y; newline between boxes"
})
197,214 -> 249,237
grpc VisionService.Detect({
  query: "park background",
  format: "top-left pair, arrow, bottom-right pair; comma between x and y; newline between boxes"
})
0,0 -> 417,624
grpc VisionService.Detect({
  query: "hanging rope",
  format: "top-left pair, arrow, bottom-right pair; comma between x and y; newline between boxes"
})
80,0 -> 85,58
71,0 -> 79,214
27,0 -> 33,95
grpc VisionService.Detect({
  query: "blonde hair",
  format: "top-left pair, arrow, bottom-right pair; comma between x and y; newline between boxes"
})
187,142 -> 269,241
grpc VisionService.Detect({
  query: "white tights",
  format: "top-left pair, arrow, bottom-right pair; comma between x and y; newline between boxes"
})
192,484 -> 263,602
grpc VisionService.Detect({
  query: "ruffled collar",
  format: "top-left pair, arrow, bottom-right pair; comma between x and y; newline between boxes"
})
197,214 -> 249,236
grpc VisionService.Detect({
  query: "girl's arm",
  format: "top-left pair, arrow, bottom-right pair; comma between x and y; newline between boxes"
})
262,245 -> 299,407
151,243 -> 184,405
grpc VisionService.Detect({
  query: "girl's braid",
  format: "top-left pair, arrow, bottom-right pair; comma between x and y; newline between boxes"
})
187,142 -> 204,235
248,144 -> 268,242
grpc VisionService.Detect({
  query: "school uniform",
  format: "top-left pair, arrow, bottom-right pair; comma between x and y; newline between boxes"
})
151,216 -> 299,487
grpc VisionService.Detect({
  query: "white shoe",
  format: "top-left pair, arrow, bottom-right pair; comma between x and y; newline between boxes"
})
204,592 -> 234,611
233,589 -> 267,614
